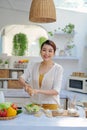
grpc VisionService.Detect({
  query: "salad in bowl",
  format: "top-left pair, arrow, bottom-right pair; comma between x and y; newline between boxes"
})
24,104 -> 41,114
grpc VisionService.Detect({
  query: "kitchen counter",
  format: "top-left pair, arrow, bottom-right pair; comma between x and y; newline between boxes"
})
0,107 -> 87,130
2,89 -> 87,100
1,89 -> 87,108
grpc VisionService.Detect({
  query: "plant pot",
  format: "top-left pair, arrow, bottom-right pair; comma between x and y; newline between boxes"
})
4,64 -> 9,68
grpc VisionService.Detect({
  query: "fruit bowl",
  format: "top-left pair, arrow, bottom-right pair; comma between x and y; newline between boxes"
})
0,115 -> 17,120
24,104 -> 40,114
0,102 -> 22,120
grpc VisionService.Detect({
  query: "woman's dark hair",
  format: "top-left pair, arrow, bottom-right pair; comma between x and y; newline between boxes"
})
41,40 -> 56,53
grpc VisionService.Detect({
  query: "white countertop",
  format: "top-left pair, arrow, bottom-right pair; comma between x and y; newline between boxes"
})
0,107 -> 87,130
60,89 -> 87,102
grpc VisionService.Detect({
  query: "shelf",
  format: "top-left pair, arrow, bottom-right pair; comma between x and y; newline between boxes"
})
0,68 -> 25,70
53,56 -> 79,60
9,68 -> 25,70
54,31 -> 75,36
0,68 -> 24,89
0,78 -> 18,80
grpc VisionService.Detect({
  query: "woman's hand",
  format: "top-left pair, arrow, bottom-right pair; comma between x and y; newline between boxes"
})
24,85 -> 39,96
24,84 -> 33,96
32,89 -> 39,95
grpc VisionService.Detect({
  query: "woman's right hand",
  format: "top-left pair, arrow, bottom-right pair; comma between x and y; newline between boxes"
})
19,77 -> 34,96
24,84 -> 34,96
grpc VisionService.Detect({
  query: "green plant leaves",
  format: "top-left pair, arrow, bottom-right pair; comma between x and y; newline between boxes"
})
12,33 -> 28,56
39,36 -> 47,48
62,23 -> 75,34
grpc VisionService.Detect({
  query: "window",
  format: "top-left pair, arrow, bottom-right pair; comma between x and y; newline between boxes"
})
54,0 -> 87,13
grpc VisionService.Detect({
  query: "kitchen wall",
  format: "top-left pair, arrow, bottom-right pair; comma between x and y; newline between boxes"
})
0,7 -> 87,89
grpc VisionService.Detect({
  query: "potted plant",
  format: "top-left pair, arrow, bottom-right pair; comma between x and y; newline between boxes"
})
47,23 -> 75,36
59,23 -> 75,34
0,59 -> 3,64
48,31 -> 54,37
38,36 -> 47,48
12,33 -> 28,56
4,60 -> 9,68
64,44 -> 75,56
0,59 -> 3,68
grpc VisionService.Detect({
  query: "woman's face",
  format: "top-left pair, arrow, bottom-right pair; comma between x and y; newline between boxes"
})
40,44 -> 55,61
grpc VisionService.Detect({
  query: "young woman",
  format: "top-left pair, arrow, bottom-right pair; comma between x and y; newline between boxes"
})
19,40 -> 63,110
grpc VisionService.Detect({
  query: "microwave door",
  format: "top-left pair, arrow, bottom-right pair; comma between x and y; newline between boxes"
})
67,79 -> 84,93
70,79 -> 83,89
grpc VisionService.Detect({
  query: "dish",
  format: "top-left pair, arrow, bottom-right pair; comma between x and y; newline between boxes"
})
0,115 -> 17,120
68,108 -> 77,114
24,104 -> 40,114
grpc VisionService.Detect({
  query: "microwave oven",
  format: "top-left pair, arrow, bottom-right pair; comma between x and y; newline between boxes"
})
67,76 -> 87,93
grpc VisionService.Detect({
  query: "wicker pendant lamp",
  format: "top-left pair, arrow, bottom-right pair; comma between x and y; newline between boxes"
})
29,0 -> 56,23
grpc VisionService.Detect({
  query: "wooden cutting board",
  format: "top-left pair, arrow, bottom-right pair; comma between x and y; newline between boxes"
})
52,110 -> 79,117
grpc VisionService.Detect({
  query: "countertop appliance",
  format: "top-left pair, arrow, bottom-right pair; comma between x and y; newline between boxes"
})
67,76 -> 87,93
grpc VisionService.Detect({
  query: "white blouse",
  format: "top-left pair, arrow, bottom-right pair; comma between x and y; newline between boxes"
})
21,62 -> 63,105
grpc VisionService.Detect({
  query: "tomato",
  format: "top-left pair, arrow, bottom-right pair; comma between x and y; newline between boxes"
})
11,103 -> 18,110
18,60 -> 23,63
0,109 -> 7,117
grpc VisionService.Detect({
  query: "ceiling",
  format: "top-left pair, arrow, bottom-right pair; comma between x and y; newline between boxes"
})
0,0 -> 60,12
0,0 -> 32,12
0,0 -> 87,13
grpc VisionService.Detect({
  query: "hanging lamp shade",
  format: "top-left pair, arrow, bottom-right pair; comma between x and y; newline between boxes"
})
29,0 -> 56,23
